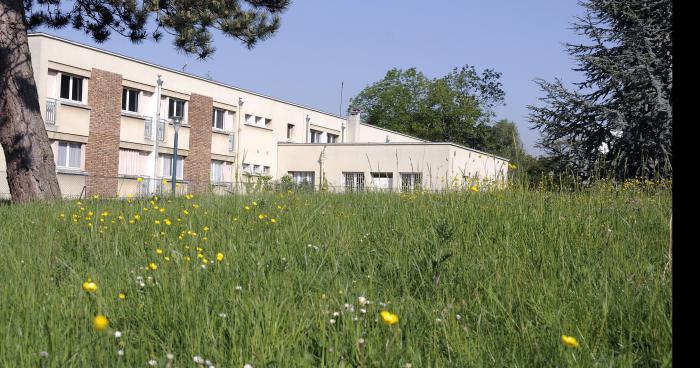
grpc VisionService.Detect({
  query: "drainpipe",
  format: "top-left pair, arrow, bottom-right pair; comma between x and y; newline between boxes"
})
152,75 -> 163,195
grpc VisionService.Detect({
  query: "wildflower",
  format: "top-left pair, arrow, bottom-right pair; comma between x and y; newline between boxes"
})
162,179 -> 167,185
235,285 -> 243,291
82,279 -> 97,293
203,226 -> 209,232
184,256 -> 191,262
358,296 -> 368,305
148,359 -> 157,366
244,364 -> 253,368
183,210 -> 189,215
193,356 -> 204,364
380,311 -> 399,325
216,252 -> 224,262
561,335 -> 580,348
156,248 -> 164,255
159,208 -> 165,213
93,315 -> 109,331
137,177 -> 143,182
258,214 -> 265,220
155,220 -> 161,225
470,186 -> 478,192
59,213 -> 65,219
118,292 -> 126,300
148,262 -> 157,270
218,313 -> 228,318
39,351 -> 49,358
117,349 -> 124,357
270,218 -> 277,223
244,206 -> 251,211
114,331 -> 122,339
164,256 -> 171,262
329,319 -> 336,324
166,353 -> 174,360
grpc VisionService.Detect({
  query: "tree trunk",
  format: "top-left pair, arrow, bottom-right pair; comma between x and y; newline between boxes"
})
0,0 -> 62,202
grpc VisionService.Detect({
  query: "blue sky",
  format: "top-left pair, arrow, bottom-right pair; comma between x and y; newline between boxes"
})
38,1 -> 587,156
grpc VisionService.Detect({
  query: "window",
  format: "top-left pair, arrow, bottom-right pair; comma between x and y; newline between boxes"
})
118,149 -> 149,176
287,124 -> 294,139
289,171 -> 315,186
263,166 -> 270,175
370,172 -> 393,191
56,141 -> 82,169
401,173 -> 422,192
211,160 -> 225,182
265,118 -> 272,127
122,88 -> 139,113
212,108 -> 225,130
242,163 -> 252,174
343,172 -> 365,192
327,133 -> 338,143
168,98 -> 185,119
245,114 -> 254,125
60,74 -> 83,102
310,129 -> 322,143
160,154 -> 184,180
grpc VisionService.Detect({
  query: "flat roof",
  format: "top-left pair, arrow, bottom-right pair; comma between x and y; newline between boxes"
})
28,32 -> 347,121
278,142 -> 510,162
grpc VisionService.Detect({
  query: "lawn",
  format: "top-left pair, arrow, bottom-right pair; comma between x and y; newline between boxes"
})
0,185 -> 672,367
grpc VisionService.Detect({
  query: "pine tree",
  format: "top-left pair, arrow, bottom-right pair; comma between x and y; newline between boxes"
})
528,0 -> 672,179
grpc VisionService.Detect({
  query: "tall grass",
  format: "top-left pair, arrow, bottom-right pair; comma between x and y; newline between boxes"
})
0,185 -> 671,367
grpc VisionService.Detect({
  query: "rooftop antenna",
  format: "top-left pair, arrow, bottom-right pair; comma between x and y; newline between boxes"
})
339,80 -> 344,116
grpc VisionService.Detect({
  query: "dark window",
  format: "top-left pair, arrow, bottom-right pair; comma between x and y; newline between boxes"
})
168,98 -> 185,119
122,88 -> 139,112
287,124 -> 294,139
327,133 -> 338,143
310,129 -> 322,143
60,74 -> 83,101
212,109 -> 225,129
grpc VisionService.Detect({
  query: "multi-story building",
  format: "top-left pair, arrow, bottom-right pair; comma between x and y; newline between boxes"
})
0,33 -> 509,198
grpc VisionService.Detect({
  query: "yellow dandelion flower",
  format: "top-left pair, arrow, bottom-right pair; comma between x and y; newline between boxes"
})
202,258 -> 208,264
137,177 -> 143,182
164,256 -> 171,262
162,179 -> 167,185
159,208 -> 165,213
216,252 -> 224,261
156,248 -> 163,255
148,262 -> 157,270
164,219 -> 172,226
380,311 -> 399,325
82,280 -> 97,293
154,220 -> 161,225
561,335 -> 580,348
184,256 -> 191,261
270,218 -> 277,223
197,253 -> 204,259
203,226 -> 209,232
470,186 -> 478,193
252,201 -> 257,206
134,214 -> 141,221
244,206 -> 251,211
87,211 -> 94,217
93,315 -> 109,331
59,213 -> 65,219
118,292 -> 126,300
183,210 -> 189,215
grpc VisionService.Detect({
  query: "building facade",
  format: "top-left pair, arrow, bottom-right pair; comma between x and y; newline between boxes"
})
0,34 -> 509,198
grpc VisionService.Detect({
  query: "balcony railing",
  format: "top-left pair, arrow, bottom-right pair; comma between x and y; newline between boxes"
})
45,99 -> 57,125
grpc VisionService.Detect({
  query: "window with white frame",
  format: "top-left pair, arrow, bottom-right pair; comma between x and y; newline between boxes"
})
242,163 -> 252,174
160,154 -> 184,180
289,171 -> 314,186
122,88 -> 139,113
60,74 -> 83,102
370,172 -> 393,191
255,116 -> 264,127
310,129 -> 322,143
212,108 -> 225,130
56,141 -> 82,169
253,164 -> 261,175
245,114 -> 254,125
118,149 -> 149,176
211,160 -> 225,182
327,133 -> 338,143
400,173 -> 422,192
168,98 -> 185,119
343,172 -> 365,192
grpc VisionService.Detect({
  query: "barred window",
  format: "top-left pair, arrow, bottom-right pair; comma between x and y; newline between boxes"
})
400,173 -> 422,192
343,172 -> 365,192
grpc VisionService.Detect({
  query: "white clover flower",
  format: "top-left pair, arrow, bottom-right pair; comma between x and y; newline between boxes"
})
148,359 -> 157,366
117,349 -> 124,357
219,312 -> 228,318
456,314 -> 462,321
358,296 -> 368,305
332,311 -> 340,317
435,318 -> 442,323
330,319 -> 336,324
360,308 -> 367,314
39,351 -> 49,358
114,330 -> 122,339
166,353 -> 174,360
205,360 -> 212,366
244,364 -> 253,368
357,338 -> 365,345
235,285 -> 243,291
193,356 -> 205,364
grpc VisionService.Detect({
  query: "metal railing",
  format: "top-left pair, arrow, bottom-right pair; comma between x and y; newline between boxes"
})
46,99 -> 57,125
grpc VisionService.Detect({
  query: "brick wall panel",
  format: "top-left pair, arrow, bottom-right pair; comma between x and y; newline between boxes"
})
185,93 -> 213,193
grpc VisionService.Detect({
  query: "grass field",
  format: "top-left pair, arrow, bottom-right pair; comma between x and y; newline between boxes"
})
0,185 -> 672,367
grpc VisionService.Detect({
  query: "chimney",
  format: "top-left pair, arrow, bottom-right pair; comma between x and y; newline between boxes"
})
346,108 -> 361,143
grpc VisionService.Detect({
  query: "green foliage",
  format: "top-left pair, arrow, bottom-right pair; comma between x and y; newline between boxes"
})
349,66 -> 505,151
528,0 -> 672,179
23,0 -> 291,58
0,188 -> 671,366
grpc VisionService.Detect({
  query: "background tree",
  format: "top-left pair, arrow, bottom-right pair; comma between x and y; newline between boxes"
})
528,0 -> 672,180
484,119 -> 527,162
349,65 -> 505,151
0,0 -> 289,202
